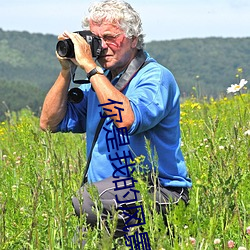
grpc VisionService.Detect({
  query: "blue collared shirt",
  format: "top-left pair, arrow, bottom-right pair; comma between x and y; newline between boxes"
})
58,52 -> 192,188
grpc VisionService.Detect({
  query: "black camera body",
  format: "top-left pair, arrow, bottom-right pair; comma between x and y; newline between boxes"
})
56,30 -> 102,58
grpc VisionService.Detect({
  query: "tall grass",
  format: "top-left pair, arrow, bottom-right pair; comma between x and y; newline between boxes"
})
0,93 -> 249,249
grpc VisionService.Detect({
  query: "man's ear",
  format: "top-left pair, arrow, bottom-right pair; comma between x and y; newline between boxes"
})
131,36 -> 139,48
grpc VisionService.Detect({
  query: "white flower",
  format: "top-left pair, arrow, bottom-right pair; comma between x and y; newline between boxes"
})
227,79 -> 248,93
238,247 -> 246,250
20,207 -> 25,214
214,238 -> 221,244
244,130 -> 250,136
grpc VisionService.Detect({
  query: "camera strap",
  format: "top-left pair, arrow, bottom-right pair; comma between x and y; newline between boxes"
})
81,50 -> 150,185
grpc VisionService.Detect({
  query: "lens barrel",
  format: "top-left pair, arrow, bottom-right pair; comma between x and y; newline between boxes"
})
56,39 -> 75,58
68,88 -> 84,103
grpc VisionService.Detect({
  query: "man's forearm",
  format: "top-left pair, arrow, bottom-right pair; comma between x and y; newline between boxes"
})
40,70 -> 71,132
90,73 -> 135,130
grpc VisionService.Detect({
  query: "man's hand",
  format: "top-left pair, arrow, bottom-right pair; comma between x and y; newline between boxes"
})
62,31 -> 96,73
56,33 -> 79,71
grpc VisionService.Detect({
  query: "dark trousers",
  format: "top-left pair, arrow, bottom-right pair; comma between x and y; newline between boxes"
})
72,175 -> 189,239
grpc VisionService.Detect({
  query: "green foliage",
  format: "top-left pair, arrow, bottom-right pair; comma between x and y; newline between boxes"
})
0,93 -> 249,249
1,29 -> 250,120
0,29 -> 61,121
0,79 -> 46,121
0,109 -> 85,249
146,37 -> 250,98
0,28 -> 60,88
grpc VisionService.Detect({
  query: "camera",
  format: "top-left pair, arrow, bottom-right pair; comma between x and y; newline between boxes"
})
56,30 -> 102,58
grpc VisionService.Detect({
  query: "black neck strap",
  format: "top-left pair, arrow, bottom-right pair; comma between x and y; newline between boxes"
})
114,49 -> 147,91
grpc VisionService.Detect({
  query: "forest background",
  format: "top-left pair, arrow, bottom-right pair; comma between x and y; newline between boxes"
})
0,28 -> 250,121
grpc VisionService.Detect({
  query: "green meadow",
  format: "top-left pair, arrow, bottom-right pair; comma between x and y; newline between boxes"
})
0,91 -> 249,249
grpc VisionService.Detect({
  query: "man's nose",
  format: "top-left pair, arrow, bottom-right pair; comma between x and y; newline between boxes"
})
101,38 -> 108,49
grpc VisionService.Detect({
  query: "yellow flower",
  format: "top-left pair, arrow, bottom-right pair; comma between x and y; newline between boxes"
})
237,67 -> 243,73
191,103 -> 201,109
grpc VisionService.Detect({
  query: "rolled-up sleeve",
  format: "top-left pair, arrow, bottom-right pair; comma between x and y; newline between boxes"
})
128,64 -> 179,135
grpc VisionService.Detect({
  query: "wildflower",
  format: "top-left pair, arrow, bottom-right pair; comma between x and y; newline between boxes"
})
214,238 -> 221,244
12,185 -> 17,192
42,213 -> 48,221
238,247 -> 246,250
246,226 -> 250,235
237,67 -> 243,73
244,130 -> 250,136
134,156 -> 142,164
196,180 -> 202,185
227,79 -> 248,93
191,103 -> 201,109
218,145 -> 224,150
189,237 -> 196,246
228,240 -> 235,248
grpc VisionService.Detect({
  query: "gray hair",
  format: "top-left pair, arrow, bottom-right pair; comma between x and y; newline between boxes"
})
82,0 -> 145,49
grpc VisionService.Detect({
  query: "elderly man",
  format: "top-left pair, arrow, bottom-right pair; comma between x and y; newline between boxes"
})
40,0 -> 192,245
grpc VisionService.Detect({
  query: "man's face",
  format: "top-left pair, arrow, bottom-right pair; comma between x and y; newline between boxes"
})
89,20 -> 138,73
